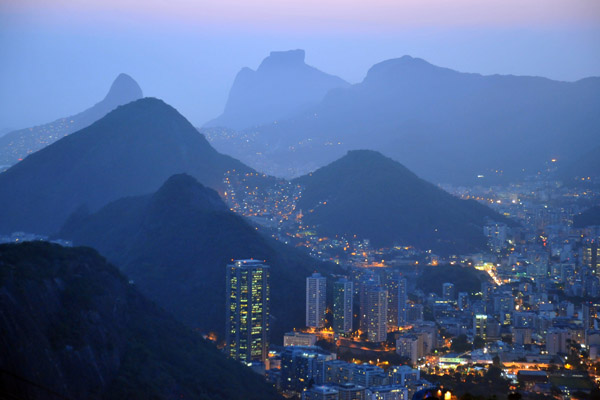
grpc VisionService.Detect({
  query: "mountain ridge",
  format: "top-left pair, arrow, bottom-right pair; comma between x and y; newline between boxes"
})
0,73 -> 143,166
59,173 -> 340,340
294,150 -> 512,254
0,241 -> 282,400
205,55 -> 600,183
0,97 -> 253,235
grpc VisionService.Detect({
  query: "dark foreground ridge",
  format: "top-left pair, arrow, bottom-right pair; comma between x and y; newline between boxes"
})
0,241 -> 282,400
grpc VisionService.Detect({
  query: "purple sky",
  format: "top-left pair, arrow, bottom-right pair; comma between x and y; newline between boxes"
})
1,0 -> 599,129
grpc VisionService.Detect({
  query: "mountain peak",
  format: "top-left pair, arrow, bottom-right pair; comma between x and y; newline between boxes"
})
365,55 -> 439,82
258,49 -> 306,70
295,150 -> 507,253
345,149 -> 387,160
0,96 -> 251,234
103,73 -> 143,105
298,149 -> 417,184
205,49 -> 348,130
151,173 -> 228,213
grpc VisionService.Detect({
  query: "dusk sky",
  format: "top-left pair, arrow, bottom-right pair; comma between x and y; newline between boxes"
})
1,0 -> 599,130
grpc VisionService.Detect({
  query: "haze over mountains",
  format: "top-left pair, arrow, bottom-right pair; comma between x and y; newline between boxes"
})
0,98 -> 252,235
205,53 -> 600,184
0,73 -> 143,167
205,49 -> 349,130
0,242 -> 282,400
295,150 -> 509,255
59,173 -> 339,340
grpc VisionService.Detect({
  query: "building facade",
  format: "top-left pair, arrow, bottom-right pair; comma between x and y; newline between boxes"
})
226,259 -> 270,363
334,278 -> 354,334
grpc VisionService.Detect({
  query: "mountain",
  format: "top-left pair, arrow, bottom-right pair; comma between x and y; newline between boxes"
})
294,150 -> 510,254
0,241 -> 281,400
559,144 -> 600,184
59,173 -> 339,341
573,206 -> 600,228
207,55 -> 600,183
0,73 -> 143,166
0,97 -> 253,235
205,49 -> 349,130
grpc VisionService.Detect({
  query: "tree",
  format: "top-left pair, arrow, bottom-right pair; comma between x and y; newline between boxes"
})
451,334 -> 472,353
507,393 -> 522,400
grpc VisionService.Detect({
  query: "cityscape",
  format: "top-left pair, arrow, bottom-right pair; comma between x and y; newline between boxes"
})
0,1 -> 599,399
218,165 -> 600,399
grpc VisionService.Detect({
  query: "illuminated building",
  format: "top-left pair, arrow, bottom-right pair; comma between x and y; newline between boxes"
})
302,385 -> 339,400
359,275 -> 380,331
388,365 -> 420,386
473,314 -> 488,339
442,283 -> 455,302
347,364 -> 386,388
333,278 -> 353,334
281,346 -> 335,392
225,259 -> 270,363
366,285 -> 388,343
366,385 -> 409,400
457,292 -> 469,311
385,274 -> 399,328
398,278 -> 408,326
396,335 -> 419,365
583,238 -> 600,275
307,273 -> 327,328
337,382 -> 366,400
386,274 -> 407,328
546,328 -> 569,355
284,331 -> 317,347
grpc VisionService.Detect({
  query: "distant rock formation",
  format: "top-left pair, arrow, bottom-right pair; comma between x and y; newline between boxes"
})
206,49 -> 349,130
0,73 -> 143,166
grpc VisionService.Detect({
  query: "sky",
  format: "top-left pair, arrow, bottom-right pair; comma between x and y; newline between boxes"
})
1,0 -> 599,130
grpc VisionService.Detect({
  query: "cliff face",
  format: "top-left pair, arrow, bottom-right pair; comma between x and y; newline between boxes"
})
206,49 -> 349,130
0,242 -> 281,400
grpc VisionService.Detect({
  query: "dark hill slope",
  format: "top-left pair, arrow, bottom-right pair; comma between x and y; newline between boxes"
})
0,241 -> 281,400
0,98 -> 252,235
294,150 -> 509,254
560,144 -> 600,184
59,174 -> 339,341
0,73 -> 143,166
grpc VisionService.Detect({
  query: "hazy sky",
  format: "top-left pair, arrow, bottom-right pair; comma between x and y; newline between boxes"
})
1,0 -> 599,130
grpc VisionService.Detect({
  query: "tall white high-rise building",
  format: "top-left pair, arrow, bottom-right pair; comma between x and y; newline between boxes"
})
367,286 -> 388,343
398,277 -> 408,327
333,277 -> 353,334
306,272 -> 327,328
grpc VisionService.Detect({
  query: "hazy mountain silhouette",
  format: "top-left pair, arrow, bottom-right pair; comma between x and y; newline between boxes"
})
559,144 -> 600,183
0,241 -> 282,400
208,56 -> 600,183
0,73 -> 143,166
205,49 -> 349,130
294,150 -> 510,254
0,98 -> 252,235
59,173 -> 339,341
